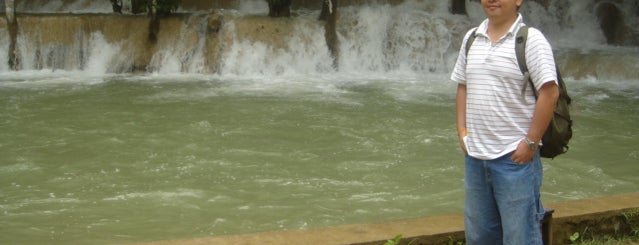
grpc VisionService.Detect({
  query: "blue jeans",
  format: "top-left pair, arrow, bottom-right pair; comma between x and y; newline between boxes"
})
464,152 -> 545,245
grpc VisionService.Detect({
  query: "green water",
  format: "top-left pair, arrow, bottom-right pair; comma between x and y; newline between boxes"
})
1,73 -> 638,244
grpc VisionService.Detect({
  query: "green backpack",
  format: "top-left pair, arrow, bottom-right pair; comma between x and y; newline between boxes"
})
464,26 -> 573,158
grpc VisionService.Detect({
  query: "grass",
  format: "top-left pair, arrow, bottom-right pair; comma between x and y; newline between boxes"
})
571,234 -> 639,245
570,209 -> 639,245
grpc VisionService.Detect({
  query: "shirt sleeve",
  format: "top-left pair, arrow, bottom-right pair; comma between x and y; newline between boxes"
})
525,28 -> 558,90
450,29 -> 477,85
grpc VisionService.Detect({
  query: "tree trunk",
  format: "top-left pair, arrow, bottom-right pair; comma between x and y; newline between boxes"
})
451,0 -> 466,15
320,0 -> 339,69
111,0 -> 123,13
267,0 -> 292,18
131,0 -> 147,14
5,0 -> 19,70
148,0 -> 159,42
5,0 -> 15,23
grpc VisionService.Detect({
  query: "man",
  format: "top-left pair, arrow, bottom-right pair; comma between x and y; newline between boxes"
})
450,0 -> 559,244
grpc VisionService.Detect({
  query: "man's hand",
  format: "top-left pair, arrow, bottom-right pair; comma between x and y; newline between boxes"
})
511,140 -> 536,164
458,134 -> 468,155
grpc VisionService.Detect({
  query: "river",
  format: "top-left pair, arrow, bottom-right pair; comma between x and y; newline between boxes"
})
1,0 -> 638,244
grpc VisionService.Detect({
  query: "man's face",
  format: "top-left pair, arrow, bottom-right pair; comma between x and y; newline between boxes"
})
481,0 -> 522,19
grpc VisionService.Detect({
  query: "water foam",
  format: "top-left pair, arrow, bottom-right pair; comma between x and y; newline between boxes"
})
149,16 -> 210,74
15,0 -> 112,13
237,0 -> 269,16
2,0 -> 637,80
218,17 -> 333,77
84,32 -> 123,75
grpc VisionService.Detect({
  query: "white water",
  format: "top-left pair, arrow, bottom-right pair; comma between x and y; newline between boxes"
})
148,17 -> 209,74
1,2 -> 639,244
2,0 -> 636,78
0,27 -> 8,72
13,0 -> 112,13
337,3 -> 458,75
11,0 -> 269,14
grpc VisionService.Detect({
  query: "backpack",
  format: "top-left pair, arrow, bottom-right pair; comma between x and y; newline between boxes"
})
464,26 -> 573,158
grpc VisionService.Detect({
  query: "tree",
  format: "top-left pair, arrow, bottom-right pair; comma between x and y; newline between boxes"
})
110,0 -> 123,13
5,0 -> 15,23
450,0 -> 466,15
267,0 -> 292,18
149,0 -> 180,16
5,0 -> 19,70
320,0 -> 339,69
146,0 -> 181,42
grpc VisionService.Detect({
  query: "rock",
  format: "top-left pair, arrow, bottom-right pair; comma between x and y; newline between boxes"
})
596,1 -> 625,45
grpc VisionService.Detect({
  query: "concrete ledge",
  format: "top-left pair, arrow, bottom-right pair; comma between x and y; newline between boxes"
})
135,193 -> 639,245
547,192 -> 639,244
134,213 -> 465,245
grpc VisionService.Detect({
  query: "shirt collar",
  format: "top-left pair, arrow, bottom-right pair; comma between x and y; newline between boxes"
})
476,14 -> 525,39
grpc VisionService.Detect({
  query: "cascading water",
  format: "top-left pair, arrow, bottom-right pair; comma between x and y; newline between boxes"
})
4,0 -> 637,79
218,16 -> 335,77
15,30 -> 126,73
13,0 -> 113,13
1,1 -> 638,244
337,3 -> 456,74
2,0 -> 638,78
0,27 -> 8,72
148,15 -> 210,74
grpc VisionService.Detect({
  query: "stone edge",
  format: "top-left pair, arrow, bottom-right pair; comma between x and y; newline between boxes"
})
131,192 -> 639,245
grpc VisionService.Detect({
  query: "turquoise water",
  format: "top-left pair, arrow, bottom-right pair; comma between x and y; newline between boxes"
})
1,72 -> 638,244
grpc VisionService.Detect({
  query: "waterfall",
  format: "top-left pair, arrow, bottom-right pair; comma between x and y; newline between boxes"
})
337,2 -> 463,75
0,26 -> 8,72
148,15 -> 210,74
14,0 -> 113,13
218,16 -> 334,77
13,16 -> 133,74
84,32 -> 126,74
1,0 -> 638,80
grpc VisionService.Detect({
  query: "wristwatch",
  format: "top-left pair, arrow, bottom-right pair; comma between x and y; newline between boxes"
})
523,137 -> 538,151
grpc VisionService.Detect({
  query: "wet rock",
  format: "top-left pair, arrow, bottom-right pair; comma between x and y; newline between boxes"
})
451,0 -> 466,15
596,2 -> 625,45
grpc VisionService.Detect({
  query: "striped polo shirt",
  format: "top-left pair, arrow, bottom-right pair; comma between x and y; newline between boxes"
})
451,14 -> 557,160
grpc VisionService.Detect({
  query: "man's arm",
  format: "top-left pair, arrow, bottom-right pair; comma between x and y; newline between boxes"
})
456,84 -> 468,154
511,82 -> 559,163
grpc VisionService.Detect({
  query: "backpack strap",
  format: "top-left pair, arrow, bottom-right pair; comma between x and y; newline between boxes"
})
515,26 -> 536,100
517,26 -> 569,104
464,27 -> 478,57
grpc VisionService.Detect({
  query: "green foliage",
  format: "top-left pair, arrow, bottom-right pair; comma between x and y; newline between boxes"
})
622,209 -> 639,235
569,220 -> 639,245
383,234 -> 418,245
267,0 -> 289,5
147,0 -> 180,15
448,236 -> 465,245
570,232 -> 581,243
383,234 -> 402,245
571,235 -> 639,245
